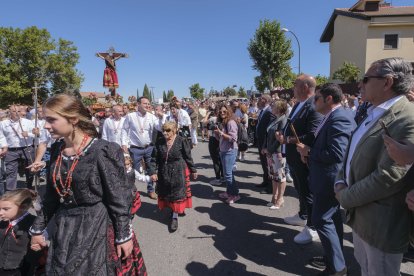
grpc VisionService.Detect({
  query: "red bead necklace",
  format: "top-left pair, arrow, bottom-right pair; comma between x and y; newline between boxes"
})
52,135 -> 89,202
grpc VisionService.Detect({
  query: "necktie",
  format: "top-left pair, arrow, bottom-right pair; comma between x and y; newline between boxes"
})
5,223 -> 16,240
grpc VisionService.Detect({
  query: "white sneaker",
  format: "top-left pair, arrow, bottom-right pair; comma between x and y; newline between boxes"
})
293,226 -> 319,245
210,179 -> 222,186
284,214 -> 306,227
286,173 -> 293,183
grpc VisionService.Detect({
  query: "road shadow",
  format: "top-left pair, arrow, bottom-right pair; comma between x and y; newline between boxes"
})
194,203 -> 320,275
135,200 -> 170,227
194,203 -> 361,275
186,260 -> 266,276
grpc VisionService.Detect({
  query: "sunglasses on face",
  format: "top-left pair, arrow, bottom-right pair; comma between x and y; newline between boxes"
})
362,76 -> 386,84
220,110 -> 227,113
163,129 -> 172,133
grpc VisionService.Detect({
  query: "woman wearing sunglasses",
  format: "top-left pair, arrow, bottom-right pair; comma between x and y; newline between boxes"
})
148,121 -> 197,232
215,104 -> 240,204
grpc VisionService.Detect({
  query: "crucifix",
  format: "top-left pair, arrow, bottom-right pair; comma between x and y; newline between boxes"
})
96,47 -> 128,96
31,82 -> 41,210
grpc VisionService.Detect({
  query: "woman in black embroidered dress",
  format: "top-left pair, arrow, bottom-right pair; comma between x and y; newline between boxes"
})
148,121 -> 197,232
29,94 -> 146,275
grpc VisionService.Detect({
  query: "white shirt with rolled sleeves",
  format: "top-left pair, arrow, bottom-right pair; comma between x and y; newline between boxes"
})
0,118 -> 35,148
0,128 -> 7,148
39,121 -> 54,148
121,111 -> 162,147
102,117 -> 126,147
167,109 -> 191,128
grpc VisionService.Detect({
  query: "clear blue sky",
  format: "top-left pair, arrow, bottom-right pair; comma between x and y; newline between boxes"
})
1,0 -> 412,99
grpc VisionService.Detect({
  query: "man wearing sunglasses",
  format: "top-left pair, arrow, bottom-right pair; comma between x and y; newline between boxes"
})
335,57 -> 414,275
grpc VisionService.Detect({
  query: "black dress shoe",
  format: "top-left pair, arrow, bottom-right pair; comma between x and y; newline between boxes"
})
403,246 -> 414,262
170,218 -> 178,232
309,256 -> 326,270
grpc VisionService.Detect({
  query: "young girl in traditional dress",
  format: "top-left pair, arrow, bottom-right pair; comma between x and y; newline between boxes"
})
0,189 -> 43,275
29,94 -> 147,275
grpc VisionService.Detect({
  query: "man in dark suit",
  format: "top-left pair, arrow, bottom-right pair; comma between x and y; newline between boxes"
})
297,84 -> 356,275
276,74 -> 323,244
255,94 -> 275,194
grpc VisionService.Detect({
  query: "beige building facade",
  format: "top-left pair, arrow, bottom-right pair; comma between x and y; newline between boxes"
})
321,0 -> 414,77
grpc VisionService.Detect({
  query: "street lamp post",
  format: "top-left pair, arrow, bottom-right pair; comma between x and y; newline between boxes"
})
281,28 -> 301,75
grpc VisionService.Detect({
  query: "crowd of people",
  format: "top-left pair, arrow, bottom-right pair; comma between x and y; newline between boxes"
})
0,57 -> 413,275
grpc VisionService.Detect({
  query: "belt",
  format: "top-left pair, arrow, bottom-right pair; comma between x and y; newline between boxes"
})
130,143 -> 153,150
8,146 -> 31,151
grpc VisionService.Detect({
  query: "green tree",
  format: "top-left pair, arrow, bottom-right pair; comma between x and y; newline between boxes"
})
163,90 -> 167,102
142,84 -> 152,102
315,74 -> 329,86
332,62 -> 361,83
254,71 -> 296,92
223,86 -> 237,96
248,19 -> 293,91
189,83 -> 205,100
0,26 -> 83,107
254,76 -> 268,92
166,90 -> 175,102
238,86 -> 247,98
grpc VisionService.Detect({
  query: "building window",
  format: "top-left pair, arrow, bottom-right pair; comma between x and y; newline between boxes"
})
384,34 -> 398,49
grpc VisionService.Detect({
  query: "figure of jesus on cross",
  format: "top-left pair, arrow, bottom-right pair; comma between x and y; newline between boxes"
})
96,47 -> 128,96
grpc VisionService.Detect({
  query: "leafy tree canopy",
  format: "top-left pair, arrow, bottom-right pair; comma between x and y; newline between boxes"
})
238,86 -> 247,98
248,19 -> 293,91
315,74 -> 329,86
166,90 -> 174,102
254,70 -> 296,92
332,62 -> 361,83
189,83 -> 205,100
0,26 -> 83,107
223,86 -> 237,96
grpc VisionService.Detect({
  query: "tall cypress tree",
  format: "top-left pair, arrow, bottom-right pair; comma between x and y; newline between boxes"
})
143,84 -> 152,102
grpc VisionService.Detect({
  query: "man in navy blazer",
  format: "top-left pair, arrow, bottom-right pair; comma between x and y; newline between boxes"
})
297,83 -> 356,275
276,74 -> 323,244
255,94 -> 275,193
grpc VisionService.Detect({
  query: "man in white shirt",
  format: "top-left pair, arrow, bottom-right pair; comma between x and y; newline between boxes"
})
121,97 -> 163,199
102,105 -> 125,146
198,102 -> 208,141
0,105 -> 35,191
168,102 -> 192,139
0,128 -> 8,195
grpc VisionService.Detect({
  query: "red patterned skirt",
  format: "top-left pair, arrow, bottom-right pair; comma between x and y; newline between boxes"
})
158,166 -> 192,214
107,227 -> 147,276
103,67 -> 119,88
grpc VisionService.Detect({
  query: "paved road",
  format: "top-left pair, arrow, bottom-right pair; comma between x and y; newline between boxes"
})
19,141 -> 413,275
132,141 -> 413,276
